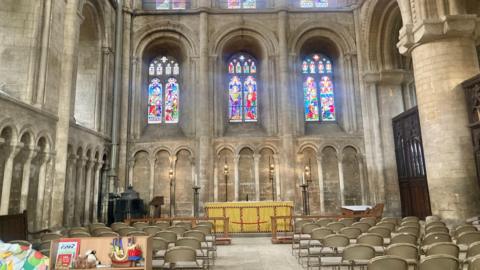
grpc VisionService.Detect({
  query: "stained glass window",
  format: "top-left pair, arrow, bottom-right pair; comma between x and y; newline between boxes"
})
228,54 -> 258,122
148,56 -> 180,124
144,0 -> 187,10
302,54 -> 336,122
227,0 -> 256,9
300,0 -> 328,8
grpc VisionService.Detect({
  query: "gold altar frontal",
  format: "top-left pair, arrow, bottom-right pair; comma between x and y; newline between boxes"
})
205,201 -> 294,233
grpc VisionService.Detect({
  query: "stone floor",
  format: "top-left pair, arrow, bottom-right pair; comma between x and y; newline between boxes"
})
213,237 -> 303,270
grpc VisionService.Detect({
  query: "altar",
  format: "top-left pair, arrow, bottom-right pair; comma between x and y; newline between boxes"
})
205,201 -> 294,233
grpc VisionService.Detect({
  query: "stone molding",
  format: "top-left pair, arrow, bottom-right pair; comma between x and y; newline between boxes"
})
363,70 -> 413,85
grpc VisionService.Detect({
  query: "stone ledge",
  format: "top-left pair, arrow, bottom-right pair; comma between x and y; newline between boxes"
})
363,70 -> 413,85
398,15 -> 478,55
0,92 -> 58,122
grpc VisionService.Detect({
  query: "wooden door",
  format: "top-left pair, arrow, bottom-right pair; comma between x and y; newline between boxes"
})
392,107 -> 432,219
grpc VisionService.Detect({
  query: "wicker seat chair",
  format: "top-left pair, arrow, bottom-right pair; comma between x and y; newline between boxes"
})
126,230 -> 148,236
425,225 -> 449,234
424,242 -> 459,258
340,227 -> 362,241
155,231 -> 178,245
357,233 -> 384,254
132,221 -> 149,230
385,243 -> 419,267
421,232 -> 452,247
341,244 -> 376,270
152,237 -> 170,260
144,226 -> 163,236
390,232 -> 418,245
153,221 -> 171,230
339,218 -> 356,227
360,217 -> 377,227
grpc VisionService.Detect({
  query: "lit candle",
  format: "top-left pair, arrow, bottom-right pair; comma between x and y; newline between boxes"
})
195,173 -> 198,186
302,174 -> 305,185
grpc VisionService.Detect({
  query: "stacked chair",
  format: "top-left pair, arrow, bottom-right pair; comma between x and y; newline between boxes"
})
290,214 -> 480,270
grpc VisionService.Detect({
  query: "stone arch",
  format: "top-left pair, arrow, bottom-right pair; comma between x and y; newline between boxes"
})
238,147 -> 255,201
258,147 -> 275,201
216,147 -> 235,202
321,146 -> 340,213
153,146 -> 173,157
174,146 -> 194,157
299,146 -> 321,214
174,149 -> 194,216
132,150 -> 151,208
257,144 -> 278,155
131,147 -> 152,159
298,142 -> 319,154
74,0 -> 105,130
154,148 -> 171,216
0,119 -> 18,143
215,145 -> 236,156
17,126 -> 36,148
35,131 -> 53,152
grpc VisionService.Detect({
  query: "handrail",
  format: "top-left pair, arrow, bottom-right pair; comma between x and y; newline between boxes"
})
125,216 -> 230,239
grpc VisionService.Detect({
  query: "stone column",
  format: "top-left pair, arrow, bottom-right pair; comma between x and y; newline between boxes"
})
253,154 -> 260,201
316,154 -> 325,213
36,153 -> 51,230
337,152 -> 345,207
171,156 -> 177,215
148,156 -> 156,210
74,157 -> 86,226
51,0 -> 82,228
34,0 -> 53,107
19,147 -> 38,212
92,160 -> 103,223
277,10 -> 296,201
363,70 -> 408,215
83,159 -> 95,225
99,47 -> 112,133
0,143 -> 22,215
398,3 -> 480,221
357,153 -> 367,205
213,162 -> 218,202
273,154 -> 281,201
42,154 -> 55,229
127,158 -> 135,186
234,155 -> 239,201
64,154 -> 78,227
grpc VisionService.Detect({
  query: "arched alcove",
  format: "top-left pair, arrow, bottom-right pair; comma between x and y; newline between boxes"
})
342,146 -> 362,205
238,147 -> 255,201
133,151 -> 150,208
8,132 -> 32,214
175,149 -> 193,216
74,3 -> 103,130
0,126 -> 14,201
300,147 -> 321,214
259,148 -> 274,201
29,137 -> 47,230
321,146 -> 340,213
217,148 -> 235,202
154,150 -> 171,216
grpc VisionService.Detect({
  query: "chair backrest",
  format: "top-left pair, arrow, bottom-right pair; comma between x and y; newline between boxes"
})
316,218 -> 334,227
422,232 -> 452,246
397,226 -> 420,237
175,237 -> 201,249
322,234 -> 350,248
368,226 -> 391,238
357,233 -> 384,246
70,226 -> 89,232
301,223 -> 320,234
117,227 -> 136,236
339,218 -> 355,227
164,246 -> 197,263
425,221 -> 446,229
382,217 -> 399,225
194,225 -> 212,235
89,223 -> 106,231
391,233 -> 418,245
152,237 -> 169,251
153,221 -> 171,230
168,226 -> 188,236
126,230 -> 148,236
368,255 -> 408,270
360,217 -> 377,227
155,231 -> 178,243
385,243 -> 419,261
342,244 -> 376,261
419,255 -> 459,270
426,225 -> 449,234
174,222 -> 193,230
196,221 -> 214,229
376,221 -> 396,231
97,231 -> 119,237
402,216 -> 420,223
468,255 -> 480,270
143,226 -> 162,236
400,221 -> 420,229
69,228 -> 89,235
458,231 -> 480,246
467,242 -> 480,258
455,225 -> 478,238
425,216 -> 441,224
327,222 -> 346,233
183,230 -> 206,242
68,232 -> 91,238
352,222 -> 372,233
310,228 -> 334,240
340,227 -> 362,239
132,222 -> 149,230
111,222 -> 128,231
424,242 -> 459,258
295,220 -> 312,233
92,227 -> 113,236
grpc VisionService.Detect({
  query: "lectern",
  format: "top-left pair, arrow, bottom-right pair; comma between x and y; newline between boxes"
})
150,196 -> 164,218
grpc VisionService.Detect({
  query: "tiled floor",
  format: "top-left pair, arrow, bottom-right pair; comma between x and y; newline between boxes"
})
213,237 -> 303,270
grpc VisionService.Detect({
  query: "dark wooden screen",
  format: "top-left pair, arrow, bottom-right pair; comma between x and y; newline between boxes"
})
462,74 -> 480,187
392,107 -> 431,219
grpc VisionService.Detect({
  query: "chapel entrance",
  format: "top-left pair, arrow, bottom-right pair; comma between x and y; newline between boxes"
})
392,107 -> 432,219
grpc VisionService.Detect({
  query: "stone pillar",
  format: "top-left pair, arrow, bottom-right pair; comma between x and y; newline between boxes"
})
357,153 -> 367,205
19,147 -> 38,212
316,154 -> 325,213
127,158 -> 135,186
337,152 -> 345,206
51,0 -> 82,228
35,153 -> 51,230
74,157 -> 86,226
0,143 -> 22,215
213,162 -> 218,202
253,154 -> 260,201
92,160 -> 103,223
363,70 -> 409,215
34,0 -> 53,107
99,47 -> 112,133
83,159 -> 95,225
273,154 -> 281,201
42,154 -> 55,229
171,156 -> 177,215
398,5 -> 480,221
277,10 -> 296,202
148,156 -> 156,210
234,155 -> 239,201
64,154 -> 78,227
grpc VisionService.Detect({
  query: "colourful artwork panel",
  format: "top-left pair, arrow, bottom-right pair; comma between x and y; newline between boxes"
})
156,0 -> 170,9
148,78 -> 163,123
300,0 -> 314,8
304,76 -> 319,121
315,0 -> 328,8
228,0 -> 241,8
165,78 -> 179,123
320,76 -> 335,121
244,76 -> 257,121
229,76 -> 243,122
172,0 -> 186,9
243,0 -> 256,9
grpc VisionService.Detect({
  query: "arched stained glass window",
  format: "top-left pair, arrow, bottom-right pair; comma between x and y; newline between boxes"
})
227,0 -> 256,9
302,54 -> 336,122
148,56 -> 180,124
228,53 -> 258,122
300,0 -> 328,8
145,0 -> 187,10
